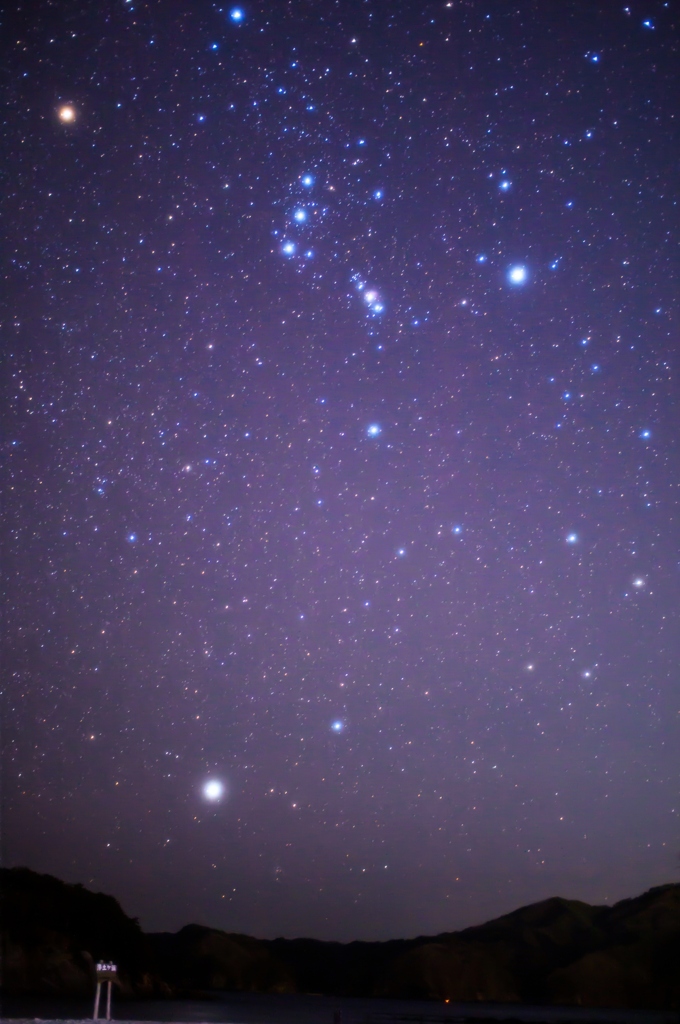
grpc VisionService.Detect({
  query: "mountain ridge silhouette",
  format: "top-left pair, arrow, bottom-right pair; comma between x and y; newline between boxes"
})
2,867 -> 679,1009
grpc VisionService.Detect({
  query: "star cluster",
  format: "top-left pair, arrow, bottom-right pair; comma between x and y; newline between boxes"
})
3,0 -> 679,941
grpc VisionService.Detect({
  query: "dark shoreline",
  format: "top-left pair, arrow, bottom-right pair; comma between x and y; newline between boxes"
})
1,992 -> 679,1024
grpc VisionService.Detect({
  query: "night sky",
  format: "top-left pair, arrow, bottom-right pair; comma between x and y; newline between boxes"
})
3,0 -> 679,943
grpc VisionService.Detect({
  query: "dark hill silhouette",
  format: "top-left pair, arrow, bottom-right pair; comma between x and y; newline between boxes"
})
0,867 -> 156,998
1,867 -> 679,1009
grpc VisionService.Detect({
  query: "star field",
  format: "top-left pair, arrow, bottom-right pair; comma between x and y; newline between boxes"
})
3,0 -> 679,942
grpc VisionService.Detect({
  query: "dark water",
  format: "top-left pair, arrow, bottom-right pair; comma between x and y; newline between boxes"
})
1,993 -> 677,1024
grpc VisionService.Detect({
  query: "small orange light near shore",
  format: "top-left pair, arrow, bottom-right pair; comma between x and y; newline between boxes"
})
58,105 -> 76,122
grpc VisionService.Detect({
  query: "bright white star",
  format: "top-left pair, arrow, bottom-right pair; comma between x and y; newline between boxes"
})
230,8 -> 244,21
508,265 -> 528,285
203,779 -> 225,801
58,105 -> 76,123
367,423 -> 381,436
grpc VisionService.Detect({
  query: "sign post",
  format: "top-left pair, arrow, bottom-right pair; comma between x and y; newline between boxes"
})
93,962 -> 118,1020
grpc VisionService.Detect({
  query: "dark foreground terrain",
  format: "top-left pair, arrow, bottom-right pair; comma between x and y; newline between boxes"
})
2,992 -> 679,1024
2,868 -> 679,1009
